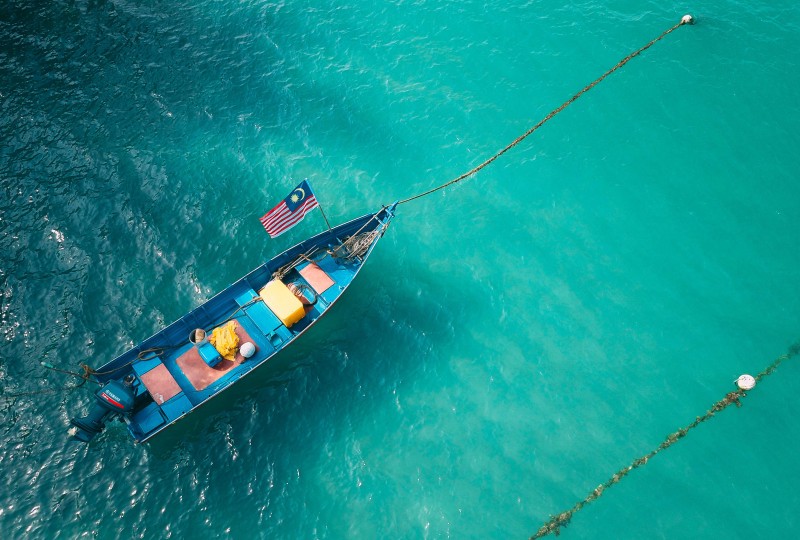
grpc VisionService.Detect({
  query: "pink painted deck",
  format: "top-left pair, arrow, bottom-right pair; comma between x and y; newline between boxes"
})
176,322 -> 259,391
139,363 -> 182,404
299,262 -> 335,293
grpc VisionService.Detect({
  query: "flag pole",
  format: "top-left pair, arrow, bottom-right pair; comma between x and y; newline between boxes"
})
306,178 -> 332,231
317,204 -> 333,232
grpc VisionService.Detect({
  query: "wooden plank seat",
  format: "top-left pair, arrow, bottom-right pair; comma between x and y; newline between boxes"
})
244,300 -> 283,336
234,288 -> 258,307
176,321 -> 259,391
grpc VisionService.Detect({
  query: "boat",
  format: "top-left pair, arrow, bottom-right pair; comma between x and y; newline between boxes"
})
69,204 -> 397,443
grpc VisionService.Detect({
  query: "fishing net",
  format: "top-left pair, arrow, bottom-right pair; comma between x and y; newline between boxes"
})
209,321 -> 239,361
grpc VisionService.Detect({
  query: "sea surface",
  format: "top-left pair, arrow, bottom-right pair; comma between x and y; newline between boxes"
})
1,1 -> 799,538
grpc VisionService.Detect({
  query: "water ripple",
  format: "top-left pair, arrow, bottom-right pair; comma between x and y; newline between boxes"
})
2,1 -> 800,538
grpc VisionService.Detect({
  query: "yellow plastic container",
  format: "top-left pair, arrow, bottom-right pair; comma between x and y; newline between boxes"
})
259,280 -> 305,328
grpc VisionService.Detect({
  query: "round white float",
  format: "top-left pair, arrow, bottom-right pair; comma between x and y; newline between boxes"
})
735,374 -> 756,390
240,341 -> 256,358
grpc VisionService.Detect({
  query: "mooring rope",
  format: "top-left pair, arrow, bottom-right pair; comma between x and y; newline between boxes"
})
0,363 -> 99,400
397,15 -> 694,206
529,340 -> 800,539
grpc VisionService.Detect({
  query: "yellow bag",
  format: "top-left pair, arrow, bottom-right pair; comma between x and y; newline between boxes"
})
209,321 -> 239,361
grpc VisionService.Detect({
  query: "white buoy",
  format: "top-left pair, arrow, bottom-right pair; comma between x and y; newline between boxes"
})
735,374 -> 756,390
681,14 -> 695,25
240,341 -> 256,358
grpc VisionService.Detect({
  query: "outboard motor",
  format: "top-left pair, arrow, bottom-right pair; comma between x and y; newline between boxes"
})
70,377 -> 135,442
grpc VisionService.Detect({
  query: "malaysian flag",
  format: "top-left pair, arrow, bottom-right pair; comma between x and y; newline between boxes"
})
259,180 -> 320,238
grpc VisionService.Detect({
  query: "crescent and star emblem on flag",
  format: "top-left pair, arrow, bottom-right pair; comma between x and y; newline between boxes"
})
290,188 -> 305,203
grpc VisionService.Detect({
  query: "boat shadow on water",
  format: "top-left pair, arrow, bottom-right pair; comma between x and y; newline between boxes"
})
139,276 -> 401,459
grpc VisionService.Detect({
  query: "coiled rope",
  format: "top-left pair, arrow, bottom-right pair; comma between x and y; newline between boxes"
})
397,15 -> 694,206
529,340 -> 800,539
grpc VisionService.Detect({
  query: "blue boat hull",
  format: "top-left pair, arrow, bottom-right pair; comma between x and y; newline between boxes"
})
72,204 -> 397,443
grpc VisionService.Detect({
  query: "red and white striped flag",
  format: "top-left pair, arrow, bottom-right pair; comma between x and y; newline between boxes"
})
259,180 -> 319,238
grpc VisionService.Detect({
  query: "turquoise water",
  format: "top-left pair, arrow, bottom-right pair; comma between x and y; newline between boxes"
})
2,0 -> 799,537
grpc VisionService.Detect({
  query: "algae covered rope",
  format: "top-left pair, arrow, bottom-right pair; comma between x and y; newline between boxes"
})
397,15 -> 695,207
529,340 -> 800,540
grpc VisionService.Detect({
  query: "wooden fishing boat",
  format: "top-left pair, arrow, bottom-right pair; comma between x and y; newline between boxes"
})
69,204 -> 397,443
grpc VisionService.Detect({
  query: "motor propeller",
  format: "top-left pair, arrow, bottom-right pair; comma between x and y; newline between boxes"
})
70,376 -> 135,442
